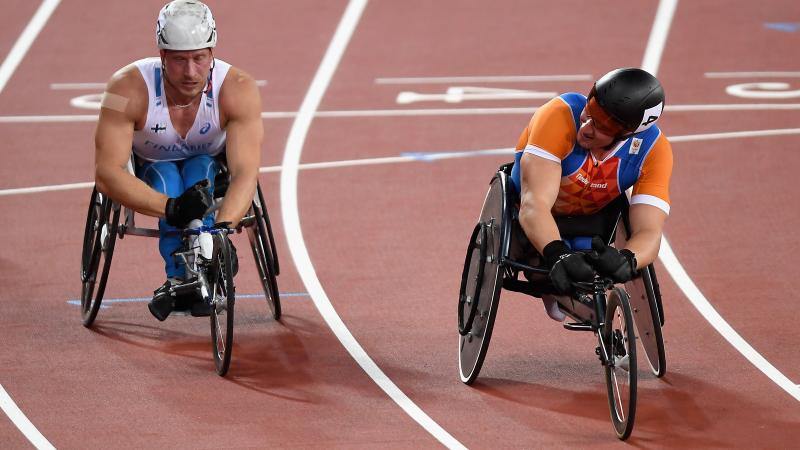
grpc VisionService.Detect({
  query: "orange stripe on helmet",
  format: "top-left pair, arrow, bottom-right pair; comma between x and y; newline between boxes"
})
586,90 -> 627,137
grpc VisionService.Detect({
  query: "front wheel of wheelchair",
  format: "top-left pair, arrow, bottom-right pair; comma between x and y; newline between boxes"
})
458,173 -> 506,385
80,187 -> 120,328
246,184 -> 281,320
602,287 -> 638,440
210,234 -> 236,376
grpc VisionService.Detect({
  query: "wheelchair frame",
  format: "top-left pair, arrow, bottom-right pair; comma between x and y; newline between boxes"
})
79,156 -> 281,375
457,162 -> 666,439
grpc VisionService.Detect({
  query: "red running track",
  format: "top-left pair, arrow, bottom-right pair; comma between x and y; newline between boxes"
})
1,0 -> 799,448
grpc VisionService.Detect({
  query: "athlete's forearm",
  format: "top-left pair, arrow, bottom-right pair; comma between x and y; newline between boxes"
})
95,163 -> 168,218
215,169 -> 257,227
625,204 -> 668,268
623,229 -> 661,269
519,202 -> 561,255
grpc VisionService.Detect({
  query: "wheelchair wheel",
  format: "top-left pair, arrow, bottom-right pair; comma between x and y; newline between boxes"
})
80,187 -> 120,328
458,224 -> 487,336
625,266 -> 666,377
458,172 -> 506,385
602,287 -> 637,440
210,233 -> 236,376
246,183 -> 281,320
648,264 -> 665,326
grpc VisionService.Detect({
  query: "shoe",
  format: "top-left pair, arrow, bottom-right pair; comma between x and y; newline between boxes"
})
148,278 -> 181,321
541,294 -> 567,322
169,278 -> 211,317
172,291 -> 199,313
172,277 -> 198,313
190,299 -> 213,317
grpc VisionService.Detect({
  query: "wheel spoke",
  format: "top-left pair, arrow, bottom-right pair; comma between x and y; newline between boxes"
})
603,288 -> 638,438
209,233 -> 235,375
610,370 -> 623,420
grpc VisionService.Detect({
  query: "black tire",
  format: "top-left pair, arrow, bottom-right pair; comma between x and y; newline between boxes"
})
80,188 -> 120,328
625,267 -> 666,377
458,224 -> 487,336
247,183 -> 281,320
603,287 -> 638,440
210,233 -> 236,376
648,264 -> 665,326
256,183 -> 279,275
458,173 -> 506,385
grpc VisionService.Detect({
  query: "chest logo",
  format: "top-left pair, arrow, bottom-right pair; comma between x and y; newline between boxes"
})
199,122 -> 211,135
630,138 -> 643,155
150,123 -> 167,134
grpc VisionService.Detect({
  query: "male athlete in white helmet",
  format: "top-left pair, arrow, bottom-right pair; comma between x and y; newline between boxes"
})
94,1 -> 262,320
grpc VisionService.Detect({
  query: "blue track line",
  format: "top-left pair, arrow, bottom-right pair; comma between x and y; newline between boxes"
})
66,292 -> 309,308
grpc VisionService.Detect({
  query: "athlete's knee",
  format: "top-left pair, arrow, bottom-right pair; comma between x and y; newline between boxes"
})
139,161 -> 182,196
180,155 -> 217,192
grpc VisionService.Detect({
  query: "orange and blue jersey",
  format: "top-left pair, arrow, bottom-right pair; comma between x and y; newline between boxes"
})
510,93 -> 673,216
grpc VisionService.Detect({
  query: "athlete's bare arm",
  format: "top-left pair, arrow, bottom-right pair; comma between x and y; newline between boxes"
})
625,203 -> 667,269
518,152 -> 563,253
216,67 -> 262,227
94,65 -> 168,217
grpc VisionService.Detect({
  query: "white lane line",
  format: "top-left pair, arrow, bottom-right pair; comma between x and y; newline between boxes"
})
666,103 -> 800,111
645,0 -> 800,402
278,1 -> 465,448
0,181 -> 94,196
659,241 -> 800,400
50,80 -> 267,90
375,74 -> 593,84
0,0 -> 60,95
669,127 -> 800,142
64,292 -> 310,307
3,126 -> 799,197
705,71 -> 800,78
3,102 -> 800,124
0,114 -> 98,123
641,0 -> 678,76
0,1 -> 60,448
0,386 -> 55,450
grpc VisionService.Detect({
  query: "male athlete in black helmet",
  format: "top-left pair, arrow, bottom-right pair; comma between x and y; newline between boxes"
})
509,68 -> 673,320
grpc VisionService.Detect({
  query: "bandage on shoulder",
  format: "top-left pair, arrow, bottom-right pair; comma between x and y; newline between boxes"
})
100,92 -> 129,112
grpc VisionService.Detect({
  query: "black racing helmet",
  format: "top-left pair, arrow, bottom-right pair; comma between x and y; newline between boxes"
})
588,68 -> 665,137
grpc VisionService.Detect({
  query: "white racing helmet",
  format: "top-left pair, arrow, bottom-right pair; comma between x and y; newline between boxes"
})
156,1 -> 217,50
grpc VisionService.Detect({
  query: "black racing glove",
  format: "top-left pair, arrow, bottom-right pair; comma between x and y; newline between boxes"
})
543,240 -> 596,294
165,179 -> 213,227
588,236 -> 638,284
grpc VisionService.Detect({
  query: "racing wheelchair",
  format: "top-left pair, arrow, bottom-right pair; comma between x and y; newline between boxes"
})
457,162 -> 665,440
79,158 -> 281,376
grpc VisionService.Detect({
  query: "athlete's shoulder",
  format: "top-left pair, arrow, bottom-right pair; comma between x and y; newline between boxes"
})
545,92 -> 586,124
646,127 -> 672,155
558,92 -> 587,107
534,93 -> 582,122
640,128 -> 673,171
107,61 -> 146,91
221,65 -> 257,91
218,63 -> 261,119
100,60 -> 148,119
